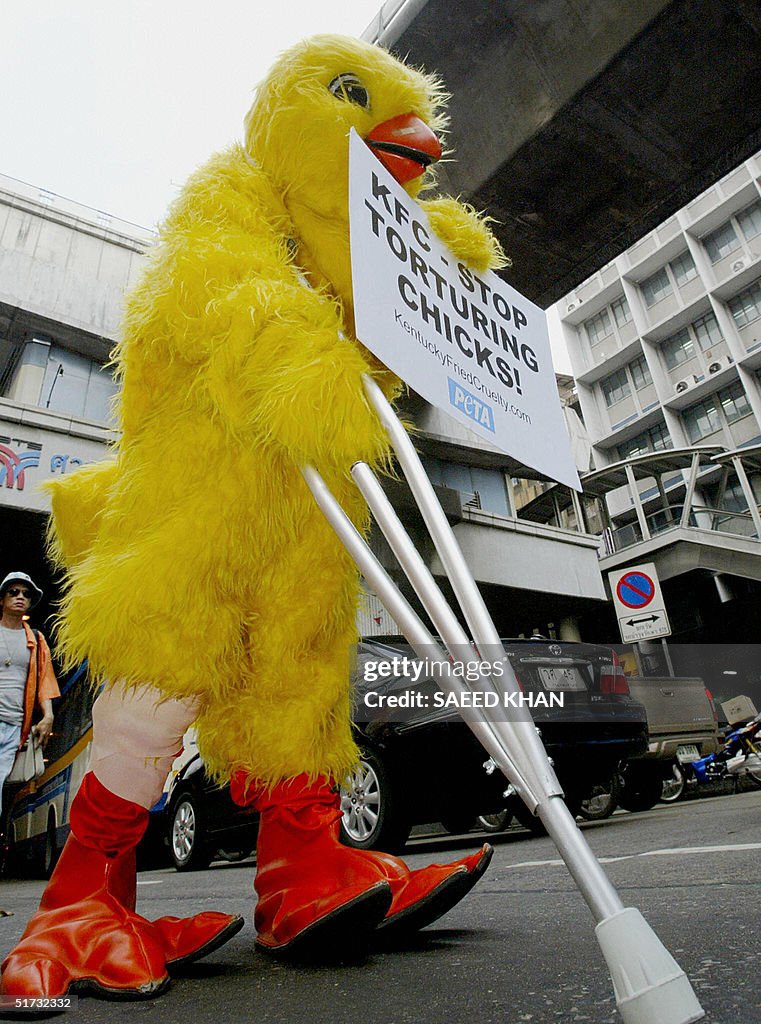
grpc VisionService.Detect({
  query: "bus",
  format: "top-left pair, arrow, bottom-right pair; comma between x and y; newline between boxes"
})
2,664 -> 94,877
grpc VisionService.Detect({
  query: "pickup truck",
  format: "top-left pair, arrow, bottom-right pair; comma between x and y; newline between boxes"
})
618,676 -> 721,810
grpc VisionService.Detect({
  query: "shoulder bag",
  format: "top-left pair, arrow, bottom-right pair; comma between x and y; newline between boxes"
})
6,628 -> 46,784
7,734 -> 45,784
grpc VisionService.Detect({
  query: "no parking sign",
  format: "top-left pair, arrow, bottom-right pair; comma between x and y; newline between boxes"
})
608,562 -> 671,643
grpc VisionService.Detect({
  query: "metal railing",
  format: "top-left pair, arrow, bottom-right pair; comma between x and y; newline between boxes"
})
461,490 -> 482,511
608,503 -> 758,552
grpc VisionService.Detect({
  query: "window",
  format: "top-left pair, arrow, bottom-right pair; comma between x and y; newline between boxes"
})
729,278 -> 761,328
683,381 -> 751,444
601,367 -> 630,407
41,346 -> 117,423
629,354 -> 652,390
661,328 -> 694,370
692,311 -> 723,351
703,220 -> 741,263
641,267 -> 673,307
682,397 -> 722,442
618,435 -> 647,460
648,421 -> 673,452
670,251 -> 698,287
718,380 -> 751,424
662,313 -> 724,368
616,422 -> 672,460
737,200 -> 761,242
422,455 -> 509,516
584,308 -> 613,347
611,295 -> 632,328
4,338 -> 49,398
583,296 -> 632,352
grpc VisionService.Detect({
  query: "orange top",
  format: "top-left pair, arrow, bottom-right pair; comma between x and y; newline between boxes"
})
20,622 -> 60,746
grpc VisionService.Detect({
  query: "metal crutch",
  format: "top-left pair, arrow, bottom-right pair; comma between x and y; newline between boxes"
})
301,374 -> 705,1024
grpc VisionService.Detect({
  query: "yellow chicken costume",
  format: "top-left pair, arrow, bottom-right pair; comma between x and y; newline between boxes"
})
2,35 -> 506,1000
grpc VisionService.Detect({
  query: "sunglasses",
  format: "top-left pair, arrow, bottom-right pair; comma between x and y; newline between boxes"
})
6,588 -> 32,598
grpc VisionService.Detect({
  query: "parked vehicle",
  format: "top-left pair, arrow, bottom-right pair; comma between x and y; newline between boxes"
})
678,714 -> 761,791
164,752 -> 258,871
340,639 -> 648,851
620,677 -> 720,810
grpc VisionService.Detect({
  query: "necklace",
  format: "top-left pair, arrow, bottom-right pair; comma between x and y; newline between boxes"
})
0,624 -> 18,667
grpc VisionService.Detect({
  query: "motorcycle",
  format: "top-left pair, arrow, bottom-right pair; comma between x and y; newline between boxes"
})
684,713 -> 761,789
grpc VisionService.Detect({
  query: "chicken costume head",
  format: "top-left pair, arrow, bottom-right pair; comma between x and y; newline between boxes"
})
244,35 -> 447,318
2,36 -> 506,1000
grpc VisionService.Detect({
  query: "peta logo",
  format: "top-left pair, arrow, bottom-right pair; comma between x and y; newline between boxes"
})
447,379 -> 495,432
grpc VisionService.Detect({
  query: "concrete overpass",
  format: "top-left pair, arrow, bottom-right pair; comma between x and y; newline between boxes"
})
364,0 -> 761,308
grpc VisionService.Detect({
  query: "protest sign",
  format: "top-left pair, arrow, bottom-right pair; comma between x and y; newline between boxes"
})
349,129 -> 580,490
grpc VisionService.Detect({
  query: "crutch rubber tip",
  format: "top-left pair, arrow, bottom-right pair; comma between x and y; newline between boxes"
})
595,908 -> 704,1024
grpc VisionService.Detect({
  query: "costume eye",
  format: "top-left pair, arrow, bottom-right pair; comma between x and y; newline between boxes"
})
328,73 -> 370,109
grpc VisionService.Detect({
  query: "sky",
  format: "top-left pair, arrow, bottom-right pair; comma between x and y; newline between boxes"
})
2,1 -> 386,230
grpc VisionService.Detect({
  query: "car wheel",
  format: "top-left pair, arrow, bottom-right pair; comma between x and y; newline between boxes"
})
441,815 -> 476,835
618,765 -> 663,813
508,796 -> 546,836
579,774 -> 621,821
218,848 -> 254,863
340,750 -> 410,854
660,762 -> 686,803
476,810 -> 512,833
169,792 -> 213,871
508,791 -> 582,835
743,750 -> 761,788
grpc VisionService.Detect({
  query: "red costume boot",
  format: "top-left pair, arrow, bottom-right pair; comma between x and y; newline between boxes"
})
231,773 -> 491,955
0,773 -> 242,999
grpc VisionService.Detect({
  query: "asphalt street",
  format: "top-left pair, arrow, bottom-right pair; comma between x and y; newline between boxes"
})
1,789 -> 759,1024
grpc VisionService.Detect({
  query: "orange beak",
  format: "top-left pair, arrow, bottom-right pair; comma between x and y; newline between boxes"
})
365,113 -> 442,184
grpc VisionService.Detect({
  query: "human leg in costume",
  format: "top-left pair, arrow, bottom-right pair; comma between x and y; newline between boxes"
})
177,510 -> 491,954
230,773 -> 492,954
179,502 -> 492,955
1,686 -> 242,998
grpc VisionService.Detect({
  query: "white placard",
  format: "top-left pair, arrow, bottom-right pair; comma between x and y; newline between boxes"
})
349,130 -> 580,490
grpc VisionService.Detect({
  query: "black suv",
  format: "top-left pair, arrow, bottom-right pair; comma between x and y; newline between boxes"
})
340,638 -> 648,852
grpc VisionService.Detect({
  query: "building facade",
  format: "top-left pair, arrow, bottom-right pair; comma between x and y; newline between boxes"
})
557,150 -> 761,475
